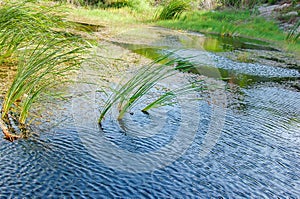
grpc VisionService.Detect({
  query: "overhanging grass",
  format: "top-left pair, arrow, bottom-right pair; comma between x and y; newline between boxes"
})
0,1 -> 67,61
156,10 -> 300,53
0,0 -> 88,141
2,36 -> 84,126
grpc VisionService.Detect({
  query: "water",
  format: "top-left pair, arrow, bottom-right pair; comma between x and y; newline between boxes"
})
0,27 -> 299,198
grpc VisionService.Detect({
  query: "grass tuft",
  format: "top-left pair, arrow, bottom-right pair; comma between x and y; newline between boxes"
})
155,0 -> 190,20
0,0 -> 88,139
98,54 -> 205,124
286,20 -> 300,43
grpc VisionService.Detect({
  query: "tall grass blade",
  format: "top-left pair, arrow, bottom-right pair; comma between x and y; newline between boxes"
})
155,0 -> 190,20
0,1 -> 88,139
98,55 -> 205,124
286,20 -> 300,43
1,36 -> 84,124
142,80 -> 206,112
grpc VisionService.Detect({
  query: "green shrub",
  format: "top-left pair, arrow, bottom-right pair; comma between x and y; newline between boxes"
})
56,0 -> 151,10
155,0 -> 190,20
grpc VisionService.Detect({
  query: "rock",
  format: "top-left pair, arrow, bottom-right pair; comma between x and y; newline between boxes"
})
258,3 -> 293,18
282,11 -> 298,17
258,4 -> 280,18
275,3 -> 291,11
258,3 -> 299,33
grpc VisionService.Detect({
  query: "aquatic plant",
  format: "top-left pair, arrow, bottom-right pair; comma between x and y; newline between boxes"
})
155,0 -> 190,20
142,80 -> 205,112
0,1 -> 87,141
98,55 -> 205,124
0,1 -> 68,62
1,37 -> 83,124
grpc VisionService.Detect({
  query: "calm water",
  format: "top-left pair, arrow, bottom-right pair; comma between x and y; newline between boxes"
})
0,27 -> 299,198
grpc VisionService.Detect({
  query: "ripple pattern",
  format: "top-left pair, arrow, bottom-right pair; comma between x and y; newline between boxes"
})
0,85 -> 299,198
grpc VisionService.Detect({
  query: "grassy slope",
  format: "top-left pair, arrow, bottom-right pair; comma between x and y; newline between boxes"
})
67,5 -> 153,25
156,10 -> 300,54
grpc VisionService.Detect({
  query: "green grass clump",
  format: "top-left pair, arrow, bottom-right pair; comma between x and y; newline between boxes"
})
155,0 -> 190,20
2,37 -> 84,126
0,1 -> 68,61
99,55 -> 204,124
0,1 -> 87,140
286,20 -> 300,43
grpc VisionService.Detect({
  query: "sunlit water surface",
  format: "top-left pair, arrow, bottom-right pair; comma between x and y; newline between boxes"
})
0,27 -> 299,198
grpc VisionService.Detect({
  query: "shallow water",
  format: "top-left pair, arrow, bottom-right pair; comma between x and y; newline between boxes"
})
0,27 -> 299,198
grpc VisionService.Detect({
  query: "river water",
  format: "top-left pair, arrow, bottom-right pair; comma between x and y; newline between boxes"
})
0,27 -> 299,198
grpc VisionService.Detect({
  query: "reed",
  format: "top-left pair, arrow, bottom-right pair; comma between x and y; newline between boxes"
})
142,80 -> 205,112
98,55 -> 204,124
286,20 -> 300,43
1,37 -> 83,125
0,1 -> 87,140
0,1 -> 68,61
155,0 -> 190,20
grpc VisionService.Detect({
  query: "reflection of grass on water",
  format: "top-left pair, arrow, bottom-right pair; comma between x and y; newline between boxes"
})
0,1 -> 87,141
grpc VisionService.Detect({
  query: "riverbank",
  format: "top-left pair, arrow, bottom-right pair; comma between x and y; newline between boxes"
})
66,2 -> 299,57
156,9 -> 300,55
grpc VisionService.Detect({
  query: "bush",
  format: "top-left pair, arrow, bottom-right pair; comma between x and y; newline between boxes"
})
155,0 -> 190,20
56,0 -> 151,10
